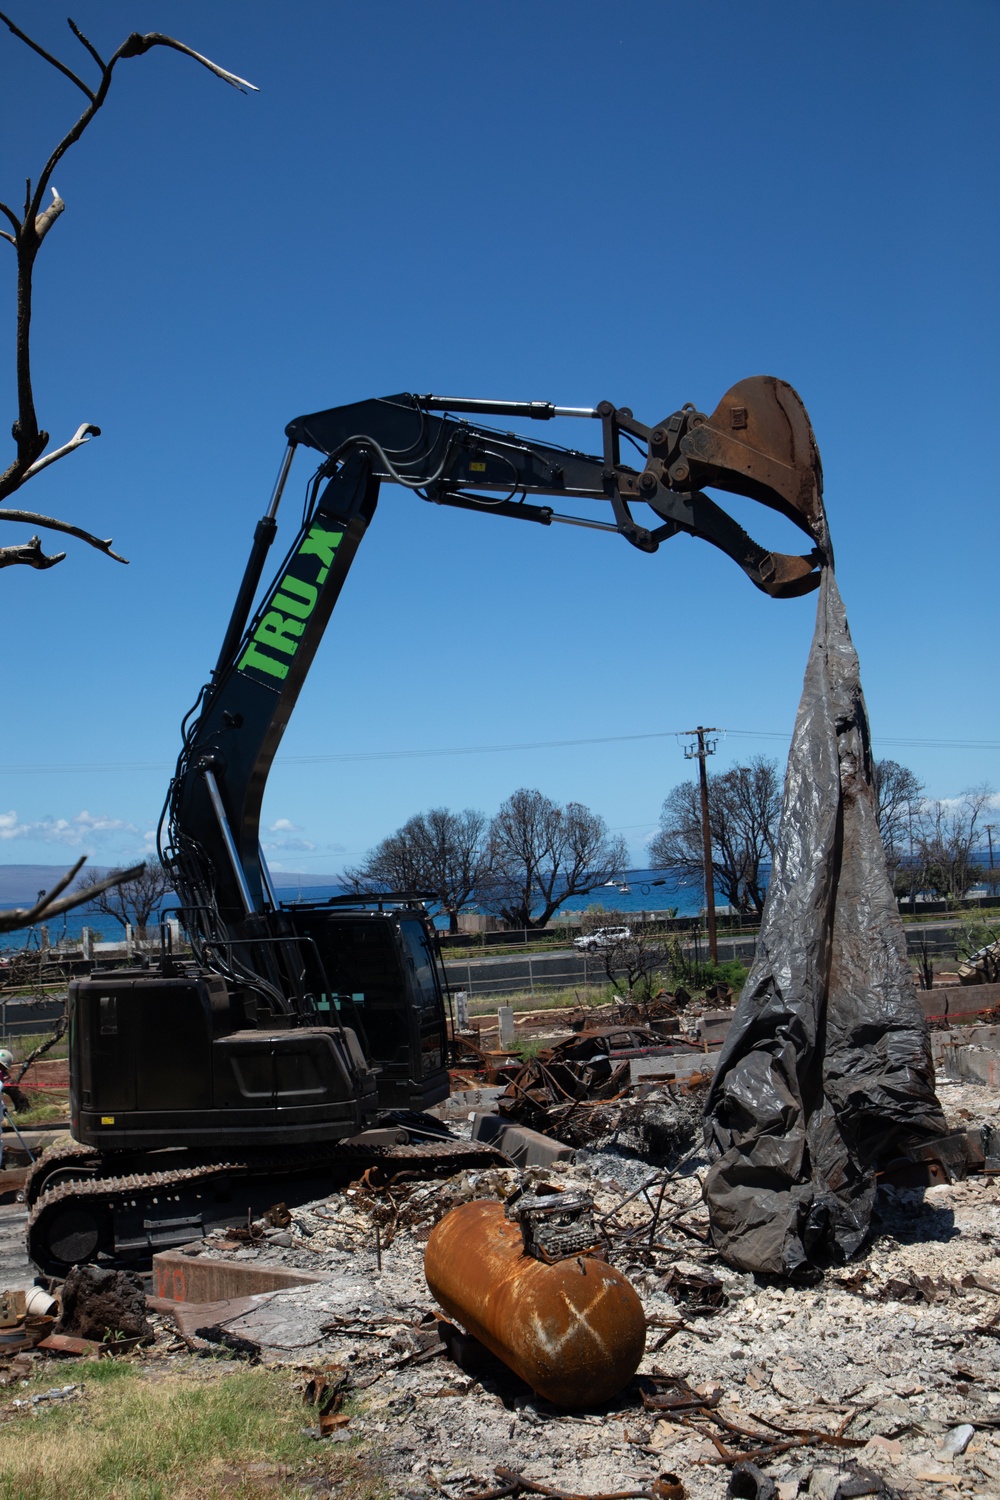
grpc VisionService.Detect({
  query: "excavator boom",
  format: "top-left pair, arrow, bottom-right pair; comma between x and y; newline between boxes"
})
165,376 -> 827,938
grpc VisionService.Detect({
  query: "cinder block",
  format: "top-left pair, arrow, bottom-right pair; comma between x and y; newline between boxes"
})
427,1086 -> 504,1122
629,1051 -> 718,1085
920,980 -> 1000,1025
470,1113 -> 575,1167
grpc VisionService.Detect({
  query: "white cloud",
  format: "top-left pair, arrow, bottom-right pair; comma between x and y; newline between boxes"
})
0,808 -> 139,846
263,818 -> 347,857
262,834 -> 318,853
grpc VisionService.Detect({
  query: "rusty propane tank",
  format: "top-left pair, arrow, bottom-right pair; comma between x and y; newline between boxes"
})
424,1196 -> 646,1408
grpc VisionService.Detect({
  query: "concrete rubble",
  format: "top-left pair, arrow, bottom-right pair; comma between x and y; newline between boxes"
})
7,1002 -> 1000,1497
112,1061 -> 1000,1500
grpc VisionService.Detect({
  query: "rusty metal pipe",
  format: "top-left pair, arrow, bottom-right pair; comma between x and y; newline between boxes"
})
424,1200 -> 646,1409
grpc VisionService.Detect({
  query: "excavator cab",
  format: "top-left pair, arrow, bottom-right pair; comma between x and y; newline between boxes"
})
287,901 -> 450,1112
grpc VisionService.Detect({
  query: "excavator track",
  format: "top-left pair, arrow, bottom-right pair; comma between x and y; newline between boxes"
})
23,1136 -> 105,1209
27,1135 -> 506,1278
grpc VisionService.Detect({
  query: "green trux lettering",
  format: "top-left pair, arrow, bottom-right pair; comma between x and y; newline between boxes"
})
237,640 -> 289,680
299,526 -> 343,568
237,530 -> 341,681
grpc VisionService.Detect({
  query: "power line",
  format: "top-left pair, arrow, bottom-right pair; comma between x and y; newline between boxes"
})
0,726 -> 997,776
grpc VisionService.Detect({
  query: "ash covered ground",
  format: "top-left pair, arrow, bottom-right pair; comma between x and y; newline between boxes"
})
148,1073 -> 1000,1500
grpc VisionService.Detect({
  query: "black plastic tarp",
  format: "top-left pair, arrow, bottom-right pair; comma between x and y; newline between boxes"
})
703,569 -> 947,1275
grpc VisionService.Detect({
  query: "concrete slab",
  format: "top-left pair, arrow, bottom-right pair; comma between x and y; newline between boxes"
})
939,1045 -> 1000,1089
148,1293 -> 262,1339
216,1276 -> 403,1355
470,1113 -> 575,1168
151,1249 -> 328,1305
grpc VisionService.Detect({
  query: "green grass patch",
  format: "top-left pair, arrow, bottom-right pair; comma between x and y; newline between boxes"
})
467,983 -> 609,1017
0,1358 -> 384,1500
442,935 -> 577,960
6,1091 -> 68,1127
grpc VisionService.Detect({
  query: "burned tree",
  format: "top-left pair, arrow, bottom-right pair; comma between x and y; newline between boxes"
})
76,859 -> 174,940
650,756 -> 781,916
595,926 -> 674,1005
0,14 -> 252,929
913,785 -> 995,902
872,758 -> 923,877
344,807 -> 490,934
481,789 -> 627,930
0,13 -> 255,548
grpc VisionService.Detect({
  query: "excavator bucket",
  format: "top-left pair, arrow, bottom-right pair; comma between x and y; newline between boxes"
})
679,375 -> 828,551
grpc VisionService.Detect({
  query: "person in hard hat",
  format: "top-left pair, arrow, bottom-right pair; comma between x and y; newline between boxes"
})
0,1049 -> 12,1171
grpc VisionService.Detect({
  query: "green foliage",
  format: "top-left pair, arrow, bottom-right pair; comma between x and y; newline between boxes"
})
666,939 -> 748,995
514,1036 -> 547,1060
702,958 -> 749,989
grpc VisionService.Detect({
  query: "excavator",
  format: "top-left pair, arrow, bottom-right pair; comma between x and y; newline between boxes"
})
24,375 -> 827,1277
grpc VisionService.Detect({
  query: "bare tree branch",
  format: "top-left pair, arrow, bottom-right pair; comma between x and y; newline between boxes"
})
0,11 -> 95,100
0,535 -> 64,569
14,1010 -> 67,1085
0,506 -> 125,561
23,420 -> 99,478
66,18 -> 107,73
33,183 -> 63,242
0,857 -> 144,933
118,32 -> 258,94
0,12 -> 255,569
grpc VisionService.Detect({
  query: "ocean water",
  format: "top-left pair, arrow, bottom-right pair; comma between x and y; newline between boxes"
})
0,866 -> 746,951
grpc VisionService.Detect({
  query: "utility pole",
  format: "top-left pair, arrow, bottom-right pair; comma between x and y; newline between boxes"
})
907,800 -> 917,909
986,825 -> 995,872
684,726 -> 720,962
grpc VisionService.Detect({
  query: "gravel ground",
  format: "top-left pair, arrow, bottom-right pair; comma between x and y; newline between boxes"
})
146,1071 -> 998,1500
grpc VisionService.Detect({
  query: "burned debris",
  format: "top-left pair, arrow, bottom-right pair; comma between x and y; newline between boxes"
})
494,1027 -> 708,1159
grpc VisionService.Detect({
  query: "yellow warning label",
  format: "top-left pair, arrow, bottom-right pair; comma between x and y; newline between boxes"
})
101,1116 -> 115,1125
470,462 -> 486,472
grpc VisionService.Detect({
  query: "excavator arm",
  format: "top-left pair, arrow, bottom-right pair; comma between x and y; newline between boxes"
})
285,374 -> 827,596
163,375 -> 827,973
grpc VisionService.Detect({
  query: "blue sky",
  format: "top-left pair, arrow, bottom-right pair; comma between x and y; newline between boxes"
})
0,0 -> 997,876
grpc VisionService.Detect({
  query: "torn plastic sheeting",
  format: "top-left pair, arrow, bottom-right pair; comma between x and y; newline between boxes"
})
704,570 -> 947,1275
